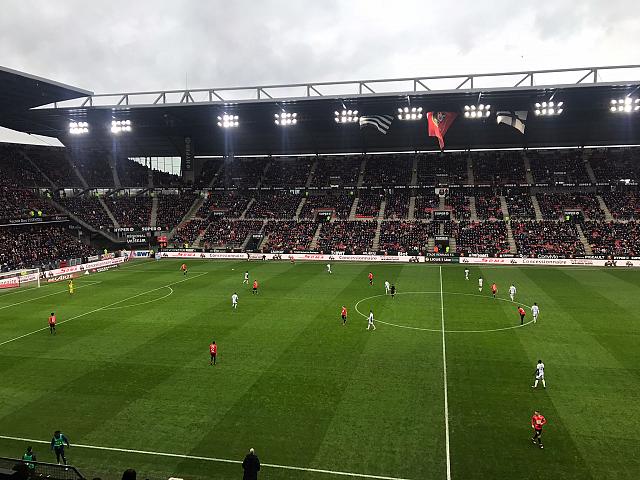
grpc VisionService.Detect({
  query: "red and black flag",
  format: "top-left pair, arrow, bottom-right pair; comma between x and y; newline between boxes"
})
427,112 -> 458,150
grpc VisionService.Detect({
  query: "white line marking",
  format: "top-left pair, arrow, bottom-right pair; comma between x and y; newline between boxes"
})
0,273 -> 207,348
0,435 -> 413,480
102,286 -> 174,310
439,267 -> 452,480
0,282 -> 102,311
354,292 -> 534,333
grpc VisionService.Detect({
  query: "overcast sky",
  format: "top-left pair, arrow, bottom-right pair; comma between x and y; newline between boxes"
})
0,0 -> 639,94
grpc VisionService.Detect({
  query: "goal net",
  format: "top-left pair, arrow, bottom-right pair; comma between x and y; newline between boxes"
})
0,268 -> 41,290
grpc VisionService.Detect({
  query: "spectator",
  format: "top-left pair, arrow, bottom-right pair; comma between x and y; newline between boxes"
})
121,469 -> 136,480
242,448 -> 260,480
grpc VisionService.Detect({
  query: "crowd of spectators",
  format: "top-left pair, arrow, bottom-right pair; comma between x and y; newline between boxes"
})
583,221 -> 640,256
362,155 -> 412,186
601,192 -> 640,219
196,191 -> 251,219
505,192 -> 536,219
0,145 -> 44,187
417,152 -> 468,185
202,220 -> 263,248
172,219 -> 208,246
475,194 -> 504,220
311,156 -> 361,186
355,192 -> 382,218
446,193 -> 471,220
195,160 -> 224,187
26,147 -> 82,187
262,221 -> 318,251
106,196 -> 152,227
57,196 -> 113,228
262,158 -> 314,187
72,152 -> 115,187
1,187 -> 50,220
300,194 -> 354,220
512,221 -> 584,256
536,193 -> 604,220
473,151 -> 526,184
317,221 -> 377,253
213,159 -> 265,188
246,193 -> 301,219
0,225 -> 97,272
589,148 -> 640,183
451,221 -> 510,256
528,150 -> 590,185
414,194 -> 440,219
116,158 -> 150,187
384,191 -> 410,219
379,221 -> 436,252
156,193 -> 198,230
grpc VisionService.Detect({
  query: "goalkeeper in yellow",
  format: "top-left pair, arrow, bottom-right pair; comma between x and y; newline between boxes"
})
68,280 -> 75,295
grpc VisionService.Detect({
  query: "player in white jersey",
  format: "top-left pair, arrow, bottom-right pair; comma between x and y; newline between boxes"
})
243,271 -> 249,284
326,263 -> 332,274
367,310 -> 376,330
509,284 -> 517,302
232,292 -> 239,309
478,277 -> 484,292
384,280 -> 390,294
464,268 -> 469,280
532,360 -> 546,388
531,303 -> 540,323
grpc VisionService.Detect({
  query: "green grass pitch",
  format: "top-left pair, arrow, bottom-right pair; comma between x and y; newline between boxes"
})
0,260 -> 639,480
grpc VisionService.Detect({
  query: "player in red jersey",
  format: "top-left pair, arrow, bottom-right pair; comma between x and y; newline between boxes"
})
518,306 -> 526,325
531,411 -> 547,448
48,312 -> 56,335
252,280 -> 258,295
181,263 -> 187,276
209,341 -> 217,365
491,282 -> 497,298
368,272 -> 374,286
340,306 -> 347,326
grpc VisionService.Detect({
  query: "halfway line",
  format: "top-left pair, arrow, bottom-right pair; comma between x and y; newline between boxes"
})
0,273 -> 207,348
439,266 -> 452,480
0,435 -> 413,480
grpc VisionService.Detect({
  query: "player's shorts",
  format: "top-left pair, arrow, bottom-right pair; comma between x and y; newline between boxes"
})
533,314 -> 539,320
341,314 -> 346,320
536,374 -> 544,380
210,354 -> 216,360
252,287 -> 257,291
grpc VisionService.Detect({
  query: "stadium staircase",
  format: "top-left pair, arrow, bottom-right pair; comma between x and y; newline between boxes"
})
427,236 -> 436,253
66,152 -> 90,189
583,150 -> 598,183
348,197 -> 359,220
469,196 -> 478,221
99,197 -> 120,229
48,197 -> 122,243
240,198 -> 255,219
438,195 -> 446,209
596,195 -> 614,221
168,194 -> 207,239
310,223 -> 323,250
108,153 -> 122,188
411,157 -> 418,186
371,200 -> 386,250
523,153 -> 535,184
505,222 -> 518,254
575,224 -> 593,255
449,236 -> 457,253
408,195 -> 416,220
499,195 -> 510,219
295,197 -> 306,220
357,158 -> 366,187
247,221 -> 267,250
150,195 -> 158,227
530,195 -> 544,220
19,150 -> 57,189
466,155 -> 474,184
147,164 -> 154,187
305,159 -> 318,187
208,162 -> 225,188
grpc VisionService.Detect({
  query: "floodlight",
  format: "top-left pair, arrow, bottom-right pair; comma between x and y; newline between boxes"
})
334,109 -> 359,123
533,101 -> 564,116
609,97 -> 639,113
397,106 -> 423,121
275,111 -> 298,126
217,113 -> 239,128
111,120 -> 132,134
463,104 -> 490,119
69,121 -> 89,135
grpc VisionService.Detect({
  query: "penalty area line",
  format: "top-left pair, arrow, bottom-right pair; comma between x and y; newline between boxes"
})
0,434 -> 413,480
0,273 -> 207,349
0,282 -> 102,311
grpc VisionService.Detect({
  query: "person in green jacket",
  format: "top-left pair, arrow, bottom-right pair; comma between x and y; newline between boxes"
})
50,431 -> 70,465
22,446 -> 36,474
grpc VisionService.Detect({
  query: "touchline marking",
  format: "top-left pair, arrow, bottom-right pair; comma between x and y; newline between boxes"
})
0,273 -> 207,348
354,292 -> 534,333
0,282 -> 102,311
439,267 -> 452,480
0,435 -> 413,480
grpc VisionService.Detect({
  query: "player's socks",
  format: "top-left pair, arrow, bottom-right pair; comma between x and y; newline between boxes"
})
542,379 -> 546,388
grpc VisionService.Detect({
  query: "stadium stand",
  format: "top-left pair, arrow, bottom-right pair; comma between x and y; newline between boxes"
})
528,150 -> 590,184
311,156 -> 361,186
355,192 -> 382,218
536,193 -> 604,220
450,221 -> 510,256
384,191 -> 410,219
601,191 -> 640,220
262,220 -> 317,251
414,193 -> 440,219
416,152 -> 468,185
362,154 -> 412,186
473,151 -> 526,184
202,219 -> 263,248
512,221 -> 585,256
245,193 -> 301,219
505,192 -> 536,220
262,158 -> 314,187
379,221 -> 437,252
300,193 -> 354,220
583,221 -> 640,256
57,195 -> 113,228
475,194 -> 504,220
155,193 -> 198,230
317,220 -> 377,253
105,196 -> 152,227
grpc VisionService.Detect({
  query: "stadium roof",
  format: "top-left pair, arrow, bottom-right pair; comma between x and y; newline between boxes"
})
1,65 -> 639,157
0,65 -> 93,111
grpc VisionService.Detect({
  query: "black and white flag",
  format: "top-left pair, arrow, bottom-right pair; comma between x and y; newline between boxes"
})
496,111 -> 528,134
359,115 -> 394,134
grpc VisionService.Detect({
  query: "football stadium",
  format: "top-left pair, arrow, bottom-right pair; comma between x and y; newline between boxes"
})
1,6 -> 640,480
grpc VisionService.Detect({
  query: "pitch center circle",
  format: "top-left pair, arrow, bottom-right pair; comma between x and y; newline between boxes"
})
354,291 -> 534,333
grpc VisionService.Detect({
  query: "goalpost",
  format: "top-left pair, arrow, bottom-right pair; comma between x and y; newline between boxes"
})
0,268 -> 41,290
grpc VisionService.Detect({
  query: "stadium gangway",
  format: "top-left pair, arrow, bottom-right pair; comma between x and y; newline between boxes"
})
0,456 -> 85,480
37,64 -> 640,109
